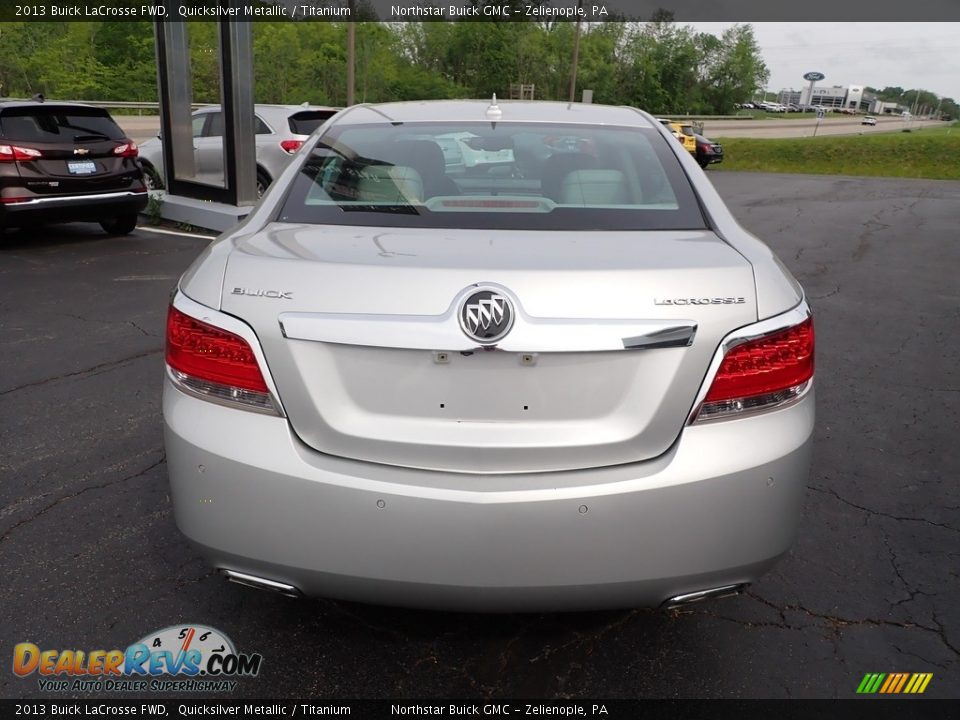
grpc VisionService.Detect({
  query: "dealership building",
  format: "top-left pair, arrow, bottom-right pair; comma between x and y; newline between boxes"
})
779,84 -> 910,114
778,84 -> 873,111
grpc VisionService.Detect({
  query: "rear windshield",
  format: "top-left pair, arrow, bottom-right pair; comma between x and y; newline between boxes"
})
276,122 -> 706,231
0,106 -> 125,142
288,110 -> 339,136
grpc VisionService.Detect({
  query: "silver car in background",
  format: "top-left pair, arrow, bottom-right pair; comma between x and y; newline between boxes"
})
138,104 -> 339,196
163,100 -> 815,612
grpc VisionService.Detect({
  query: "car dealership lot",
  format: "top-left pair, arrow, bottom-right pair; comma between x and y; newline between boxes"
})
1,173 -> 957,699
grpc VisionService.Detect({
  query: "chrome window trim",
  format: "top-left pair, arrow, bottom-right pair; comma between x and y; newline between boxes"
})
279,283 -> 697,354
686,298 -> 813,424
170,290 -> 287,417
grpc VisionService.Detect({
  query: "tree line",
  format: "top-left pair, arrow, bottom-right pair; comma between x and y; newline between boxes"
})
865,86 -> 957,120
0,17 -> 774,115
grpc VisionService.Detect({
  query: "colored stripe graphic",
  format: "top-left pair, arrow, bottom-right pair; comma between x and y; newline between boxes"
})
857,672 -> 932,694
879,673 -> 899,693
905,673 -> 933,694
857,673 -> 886,695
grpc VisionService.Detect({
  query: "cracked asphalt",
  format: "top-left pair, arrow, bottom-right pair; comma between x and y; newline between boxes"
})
1,172 -> 957,699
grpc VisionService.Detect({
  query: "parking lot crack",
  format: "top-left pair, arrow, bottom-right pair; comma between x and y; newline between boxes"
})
881,534 -> 912,597
127,320 -> 155,337
527,609 -> 644,664
0,453 -> 166,543
696,610 -> 798,630
0,347 -> 162,396
807,485 -> 959,533
748,591 -> 960,659
809,284 -> 840,300
889,644 -> 949,670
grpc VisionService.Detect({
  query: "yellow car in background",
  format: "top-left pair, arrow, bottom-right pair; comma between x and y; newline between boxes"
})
656,118 -> 697,154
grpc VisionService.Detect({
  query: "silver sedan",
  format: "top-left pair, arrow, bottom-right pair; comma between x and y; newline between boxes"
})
163,100 -> 815,612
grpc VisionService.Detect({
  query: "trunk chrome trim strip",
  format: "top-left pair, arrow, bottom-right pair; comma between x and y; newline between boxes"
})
622,325 -> 697,349
280,311 -> 698,353
278,284 -> 698,353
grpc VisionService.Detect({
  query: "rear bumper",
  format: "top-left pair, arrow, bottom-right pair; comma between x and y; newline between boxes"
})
0,189 -> 147,225
163,379 -> 814,612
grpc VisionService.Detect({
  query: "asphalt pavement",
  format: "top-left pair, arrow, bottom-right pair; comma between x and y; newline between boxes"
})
1,172 -> 957,699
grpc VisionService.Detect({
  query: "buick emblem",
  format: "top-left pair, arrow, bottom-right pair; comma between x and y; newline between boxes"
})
458,289 -> 514,344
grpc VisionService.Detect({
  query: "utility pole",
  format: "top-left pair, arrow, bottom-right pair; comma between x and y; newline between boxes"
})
346,0 -> 355,106
568,0 -> 583,102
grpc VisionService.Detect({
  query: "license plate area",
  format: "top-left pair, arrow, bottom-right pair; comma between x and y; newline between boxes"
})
325,345 -> 642,422
67,160 -> 97,175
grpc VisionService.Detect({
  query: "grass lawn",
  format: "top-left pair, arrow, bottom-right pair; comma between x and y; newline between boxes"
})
714,126 -> 960,180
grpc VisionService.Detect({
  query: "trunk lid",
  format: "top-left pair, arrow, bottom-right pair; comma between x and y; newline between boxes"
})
220,224 -> 757,473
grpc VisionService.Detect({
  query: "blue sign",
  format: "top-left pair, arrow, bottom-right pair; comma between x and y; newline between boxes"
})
804,72 -> 826,82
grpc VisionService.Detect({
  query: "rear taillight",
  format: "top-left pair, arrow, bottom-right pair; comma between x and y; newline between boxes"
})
694,317 -> 814,422
165,305 -> 277,413
0,144 -> 42,162
280,139 -> 304,154
113,141 -> 139,158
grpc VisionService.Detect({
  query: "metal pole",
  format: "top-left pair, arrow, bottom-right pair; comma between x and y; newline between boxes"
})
568,0 -> 583,103
346,1 -> 356,106
220,18 -> 257,206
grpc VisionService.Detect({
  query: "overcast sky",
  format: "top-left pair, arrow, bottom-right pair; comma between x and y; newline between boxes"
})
688,22 -> 960,100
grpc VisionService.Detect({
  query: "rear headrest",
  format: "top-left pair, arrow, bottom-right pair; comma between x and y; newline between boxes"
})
559,169 -> 630,205
383,140 -> 446,174
355,165 -> 424,203
540,152 -> 598,201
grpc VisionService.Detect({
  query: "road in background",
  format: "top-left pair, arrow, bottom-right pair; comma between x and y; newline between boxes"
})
2,175 -> 958,698
117,114 -> 949,143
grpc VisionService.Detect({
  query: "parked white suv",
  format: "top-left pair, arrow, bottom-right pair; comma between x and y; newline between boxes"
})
138,104 -> 339,197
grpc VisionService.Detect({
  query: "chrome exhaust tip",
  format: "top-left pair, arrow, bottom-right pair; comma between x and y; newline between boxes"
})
221,569 -> 302,598
661,583 -> 748,609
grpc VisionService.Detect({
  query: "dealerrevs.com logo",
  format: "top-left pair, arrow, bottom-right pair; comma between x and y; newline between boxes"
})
13,624 -> 262,693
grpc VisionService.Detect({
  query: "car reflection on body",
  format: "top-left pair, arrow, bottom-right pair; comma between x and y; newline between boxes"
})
163,100 -> 815,612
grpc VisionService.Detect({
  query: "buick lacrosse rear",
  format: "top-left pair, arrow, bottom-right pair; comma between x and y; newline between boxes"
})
163,101 -> 814,611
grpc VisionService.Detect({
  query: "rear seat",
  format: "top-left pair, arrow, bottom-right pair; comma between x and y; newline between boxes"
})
559,169 -> 630,205
354,165 -> 424,203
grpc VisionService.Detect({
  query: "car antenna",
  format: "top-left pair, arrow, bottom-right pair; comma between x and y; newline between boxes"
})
486,94 -> 502,120
486,93 -> 501,129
